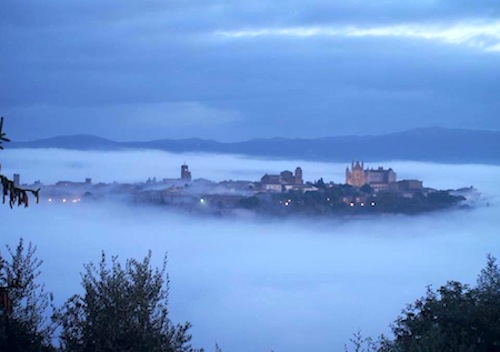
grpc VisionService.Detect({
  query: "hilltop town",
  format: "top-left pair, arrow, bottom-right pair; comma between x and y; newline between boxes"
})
13,162 -> 478,216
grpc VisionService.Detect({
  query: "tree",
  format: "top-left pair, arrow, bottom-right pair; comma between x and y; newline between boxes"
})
0,239 -> 55,352
344,330 -> 377,352
0,118 -> 54,351
477,254 -> 500,295
391,282 -> 481,351
0,116 -> 40,208
384,255 -> 500,352
346,255 -> 500,352
55,251 -> 203,352
314,178 -> 326,189
360,184 -> 372,194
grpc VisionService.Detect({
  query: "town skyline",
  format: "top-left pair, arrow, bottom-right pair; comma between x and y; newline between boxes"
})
8,158 -> 475,217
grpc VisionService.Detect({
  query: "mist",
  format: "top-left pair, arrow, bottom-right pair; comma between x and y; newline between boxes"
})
1,148 -> 499,352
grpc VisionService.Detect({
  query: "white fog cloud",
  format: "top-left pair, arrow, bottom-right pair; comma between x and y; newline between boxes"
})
0,148 -> 342,184
0,149 -> 499,351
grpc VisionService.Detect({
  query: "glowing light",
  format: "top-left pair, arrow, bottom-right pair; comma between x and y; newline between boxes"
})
62,198 -> 67,203
350,202 -> 355,207
371,201 -> 376,207
200,198 -> 205,204
48,198 -> 52,202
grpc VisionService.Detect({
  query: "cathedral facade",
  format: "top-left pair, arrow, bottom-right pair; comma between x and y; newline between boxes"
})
345,161 -> 367,187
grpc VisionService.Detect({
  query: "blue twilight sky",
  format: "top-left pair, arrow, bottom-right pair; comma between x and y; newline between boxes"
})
1,0 -> 500,141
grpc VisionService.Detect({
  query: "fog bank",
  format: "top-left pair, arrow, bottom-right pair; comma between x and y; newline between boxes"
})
0,149 -> 498,351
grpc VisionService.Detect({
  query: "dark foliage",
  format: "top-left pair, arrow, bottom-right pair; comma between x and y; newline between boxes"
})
360,184 -> 373,194
392,256 -> 500,351
55,251 -> 203,352
238,195 -> 260,209
346,255 -> 500,352
238,183 -> 463,217
0,117 -> 40,207
314,178 -> 327,190
0,239 -> 55,352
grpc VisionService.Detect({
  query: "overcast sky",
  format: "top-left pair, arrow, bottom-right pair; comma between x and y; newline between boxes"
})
2,0 -> 500,141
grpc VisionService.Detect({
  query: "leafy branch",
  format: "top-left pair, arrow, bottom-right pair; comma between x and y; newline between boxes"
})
0,116 -> 40,207
0,116 -> 11,149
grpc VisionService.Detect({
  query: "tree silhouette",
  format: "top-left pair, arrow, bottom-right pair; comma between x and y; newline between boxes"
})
0,239 -> 55,352
55,251 -> 202,352
345,254 -> 500,352
0,117 -> 40,207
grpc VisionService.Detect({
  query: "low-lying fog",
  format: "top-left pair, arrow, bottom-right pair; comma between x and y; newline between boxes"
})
1,149 -> 499,352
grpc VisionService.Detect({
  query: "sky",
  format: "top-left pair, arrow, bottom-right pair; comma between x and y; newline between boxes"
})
0,149 -> 499,351
2,0 -> 500,141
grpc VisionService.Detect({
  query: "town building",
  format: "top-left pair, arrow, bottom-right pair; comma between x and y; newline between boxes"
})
56,178 -> 93,187
346,162 -> 396,191
365,167 -> 396,191
260,166 -> 304,192
391,179 -> 425,198
396,179 -> 423,191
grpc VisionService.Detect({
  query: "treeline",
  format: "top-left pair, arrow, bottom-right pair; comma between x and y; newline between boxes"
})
1,239 -> 499,352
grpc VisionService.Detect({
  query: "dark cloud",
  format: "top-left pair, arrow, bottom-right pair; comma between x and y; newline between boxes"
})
1,1 -> 499,141
294,0 -> 500,26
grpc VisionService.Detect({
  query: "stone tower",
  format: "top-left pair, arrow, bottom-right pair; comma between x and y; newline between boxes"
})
295,167 -> 303,185
181,164 -> 192,181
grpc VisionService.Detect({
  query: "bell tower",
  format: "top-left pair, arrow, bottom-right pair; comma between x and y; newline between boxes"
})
294,167 -> 303,185
181,164 -> 192,181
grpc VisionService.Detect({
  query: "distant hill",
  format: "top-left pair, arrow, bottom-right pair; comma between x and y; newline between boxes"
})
9,134 -> 119,150
8,128 -> 500,164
